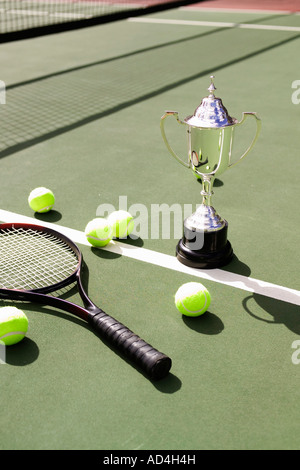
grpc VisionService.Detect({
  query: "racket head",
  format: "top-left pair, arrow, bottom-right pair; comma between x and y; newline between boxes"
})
0,222 -> 81,295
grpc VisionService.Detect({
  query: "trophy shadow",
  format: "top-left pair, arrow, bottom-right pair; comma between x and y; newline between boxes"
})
222,253 -> 251,277
212,178 -> 224,187
242,293 -> 300,335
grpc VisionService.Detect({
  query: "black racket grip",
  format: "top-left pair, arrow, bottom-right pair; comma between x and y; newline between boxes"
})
89,312 -> 172,380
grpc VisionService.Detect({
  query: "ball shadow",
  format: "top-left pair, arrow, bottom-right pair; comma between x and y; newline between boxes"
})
90,235 -> 144,261
91,246 -> 121,260
116,234 -> 144,247
34,210 -> 62,223
182,311 -> 224,335
5,337 -> 39,366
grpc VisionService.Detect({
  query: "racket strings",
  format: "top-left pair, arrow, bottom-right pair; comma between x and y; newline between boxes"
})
0,226 -> 79,291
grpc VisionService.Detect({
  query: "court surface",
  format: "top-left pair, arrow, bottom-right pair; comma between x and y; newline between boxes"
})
0,0 -> 300,451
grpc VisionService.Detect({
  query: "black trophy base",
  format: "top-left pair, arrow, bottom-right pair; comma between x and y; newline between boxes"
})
176,223 -> 233,269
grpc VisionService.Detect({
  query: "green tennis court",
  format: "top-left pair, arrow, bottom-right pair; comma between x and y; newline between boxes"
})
0,0 -> 299,451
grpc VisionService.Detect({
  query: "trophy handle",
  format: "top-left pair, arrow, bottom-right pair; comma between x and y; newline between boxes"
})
160,111 -> 190,168
229,112 -> 261,168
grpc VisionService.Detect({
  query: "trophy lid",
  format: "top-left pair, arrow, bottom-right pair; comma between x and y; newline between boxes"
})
184,76 -> 237,128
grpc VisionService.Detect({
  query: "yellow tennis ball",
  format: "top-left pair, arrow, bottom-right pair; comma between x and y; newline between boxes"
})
0,307 -> 29,346
175,282 -> 211,317
28,187 -> 55,213
107,210 -> 134,239
85,218 -> 113,247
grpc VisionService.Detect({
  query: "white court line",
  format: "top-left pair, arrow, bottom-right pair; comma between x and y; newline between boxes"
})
179,7 -> 300,15
7,9 -> 48,16
128,17 -> 300,32
0,209 -> 299,306
49,12 -> 90,19
6,9 -> 89,20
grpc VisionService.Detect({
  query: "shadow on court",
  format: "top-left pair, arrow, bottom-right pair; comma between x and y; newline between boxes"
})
243,294 -> 300,335
1,27 -> 299,159
4,336 -> 39,366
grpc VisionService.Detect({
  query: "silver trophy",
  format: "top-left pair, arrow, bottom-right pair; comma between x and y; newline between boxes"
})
160,76 -> 261,268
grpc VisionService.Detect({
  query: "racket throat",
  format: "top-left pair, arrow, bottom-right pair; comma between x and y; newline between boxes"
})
77,276 -> 104,316
85,305 -> 105,317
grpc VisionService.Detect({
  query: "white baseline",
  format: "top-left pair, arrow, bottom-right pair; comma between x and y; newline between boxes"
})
128,17 -> 300,33
0,210 -> 299,306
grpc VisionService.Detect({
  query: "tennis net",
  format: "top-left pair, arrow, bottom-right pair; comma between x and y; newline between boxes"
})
0,0 -> 198,40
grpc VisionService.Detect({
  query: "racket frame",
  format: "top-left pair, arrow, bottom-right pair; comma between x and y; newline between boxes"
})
0,222 -> 104,319
0,222 -> 172,379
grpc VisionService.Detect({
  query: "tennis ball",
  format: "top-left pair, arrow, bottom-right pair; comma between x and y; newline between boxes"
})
85,218 -> 113,247
0,307 -> 29,346
107,210 -> 134,239
28,187 -> 55,213
175,282 -> 211,317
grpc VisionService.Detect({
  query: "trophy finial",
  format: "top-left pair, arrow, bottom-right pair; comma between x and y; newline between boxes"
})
208,75 -> 216,97
185,74 -> 236,127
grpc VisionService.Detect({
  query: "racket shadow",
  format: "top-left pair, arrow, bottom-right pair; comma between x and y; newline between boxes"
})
80,260 -> 180,384
0,266 -> 171,381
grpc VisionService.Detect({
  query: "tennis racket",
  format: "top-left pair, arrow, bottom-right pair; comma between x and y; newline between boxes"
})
0,222 -> 172,380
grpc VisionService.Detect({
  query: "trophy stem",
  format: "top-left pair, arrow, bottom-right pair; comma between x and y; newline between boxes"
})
200,176 -> 214,206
